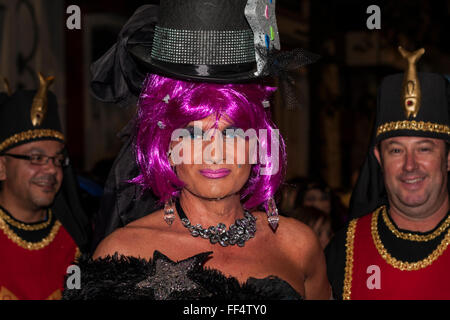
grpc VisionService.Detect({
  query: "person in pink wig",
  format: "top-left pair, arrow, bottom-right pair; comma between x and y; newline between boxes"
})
65,1 -> 330,300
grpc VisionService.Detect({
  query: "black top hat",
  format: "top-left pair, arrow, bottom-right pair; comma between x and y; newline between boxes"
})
127,0 -> 279,83
90,1 -> 318,107
0,78 -> 64,153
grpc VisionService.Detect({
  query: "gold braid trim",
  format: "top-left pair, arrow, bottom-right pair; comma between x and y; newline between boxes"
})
0,129 -> 64,153
376,120 -> 450,137
0,207 -> 52,231
46,289 -> 62,300
381,206 -> 450,242
371,207 -> 450,271
342,219 -> 357,300
0,216 -> 61,250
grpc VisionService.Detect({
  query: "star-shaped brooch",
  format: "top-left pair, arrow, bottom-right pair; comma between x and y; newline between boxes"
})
136,250 -> 213,300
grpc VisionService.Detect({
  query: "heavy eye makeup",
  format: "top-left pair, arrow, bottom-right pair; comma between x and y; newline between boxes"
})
184,125 -> 245,139
185,126 -> 204,139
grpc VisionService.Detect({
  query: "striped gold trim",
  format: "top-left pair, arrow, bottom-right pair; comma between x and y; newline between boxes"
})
342,219 -> 357,300
376,120 -> 450,137
371,207 -> 450,271
0,129 -> 64,153
0,216 -> 61,250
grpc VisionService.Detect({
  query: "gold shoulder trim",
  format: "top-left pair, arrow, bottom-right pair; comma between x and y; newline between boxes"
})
371,208 -> 450,271
0,216 -> 61,250
381,206 -> 450,242
46,289 -> 62,300
0,286 -> 18,300
376,120 -> 450,137
342,218 -> 358,300
0,129 -> 64,153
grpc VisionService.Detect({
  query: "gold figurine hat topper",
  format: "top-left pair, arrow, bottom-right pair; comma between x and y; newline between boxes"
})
0,72 -> 64,153
31,72 -> 55,126
398,46 -> 425,118
374,46 -> 450,143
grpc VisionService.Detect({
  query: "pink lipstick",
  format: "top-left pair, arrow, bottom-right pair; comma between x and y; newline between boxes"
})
199,168 -> 231,179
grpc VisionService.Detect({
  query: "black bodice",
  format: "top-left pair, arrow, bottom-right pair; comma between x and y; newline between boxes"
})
63,250 -> 302,300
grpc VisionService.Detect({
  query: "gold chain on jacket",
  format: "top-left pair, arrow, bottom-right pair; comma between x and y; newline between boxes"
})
0,206 -> 52,231
0,215 -> 61,250
381,206 -> 450,242
372,207 -> 450,271
342,219 -> 357,300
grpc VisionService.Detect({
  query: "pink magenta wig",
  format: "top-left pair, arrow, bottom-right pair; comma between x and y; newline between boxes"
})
132,73 -> 287,210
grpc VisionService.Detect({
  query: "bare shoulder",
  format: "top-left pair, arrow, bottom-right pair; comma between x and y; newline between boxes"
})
253,211 -> 320,255
276,215 -> 331,299
93,209 -> 165,260
92,227 -> 137,259
277,215 -> 320,248
275,215 -> 324,266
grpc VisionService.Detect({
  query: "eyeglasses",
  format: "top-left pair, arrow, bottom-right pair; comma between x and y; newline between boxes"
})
1,153 -> 70,167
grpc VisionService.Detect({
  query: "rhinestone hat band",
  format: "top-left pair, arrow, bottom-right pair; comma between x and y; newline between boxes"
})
151,26 -> 255,65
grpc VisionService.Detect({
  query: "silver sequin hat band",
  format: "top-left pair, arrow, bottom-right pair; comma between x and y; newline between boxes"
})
151,26 -> 256,65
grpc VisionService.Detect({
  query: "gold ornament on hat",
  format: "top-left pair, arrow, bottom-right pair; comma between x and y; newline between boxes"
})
30,72 -> 55,126
398,46 -> 425,118
1,77 -> 12,96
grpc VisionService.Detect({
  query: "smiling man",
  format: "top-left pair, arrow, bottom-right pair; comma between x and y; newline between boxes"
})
325,47 -> 450,300
0,74 -> 91,300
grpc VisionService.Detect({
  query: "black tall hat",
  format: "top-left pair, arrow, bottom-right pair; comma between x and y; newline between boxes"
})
374,73 -> 450,143
0,75 -> 92,252
349,47 -> 450,219
0,74 -> 64,153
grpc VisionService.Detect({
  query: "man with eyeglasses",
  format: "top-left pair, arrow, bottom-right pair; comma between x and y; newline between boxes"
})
0,74 -> 91,300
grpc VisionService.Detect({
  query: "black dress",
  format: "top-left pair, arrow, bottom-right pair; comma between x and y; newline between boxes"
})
63,250 -> 302,300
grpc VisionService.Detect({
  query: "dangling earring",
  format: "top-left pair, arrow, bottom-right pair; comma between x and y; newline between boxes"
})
266,197 -> 279,231
164,198 -> 175,226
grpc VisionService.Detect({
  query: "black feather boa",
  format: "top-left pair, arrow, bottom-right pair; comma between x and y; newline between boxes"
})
63,251 -> 302,300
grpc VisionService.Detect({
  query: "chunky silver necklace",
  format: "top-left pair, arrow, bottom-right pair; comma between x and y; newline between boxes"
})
175,201 -> 257,247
